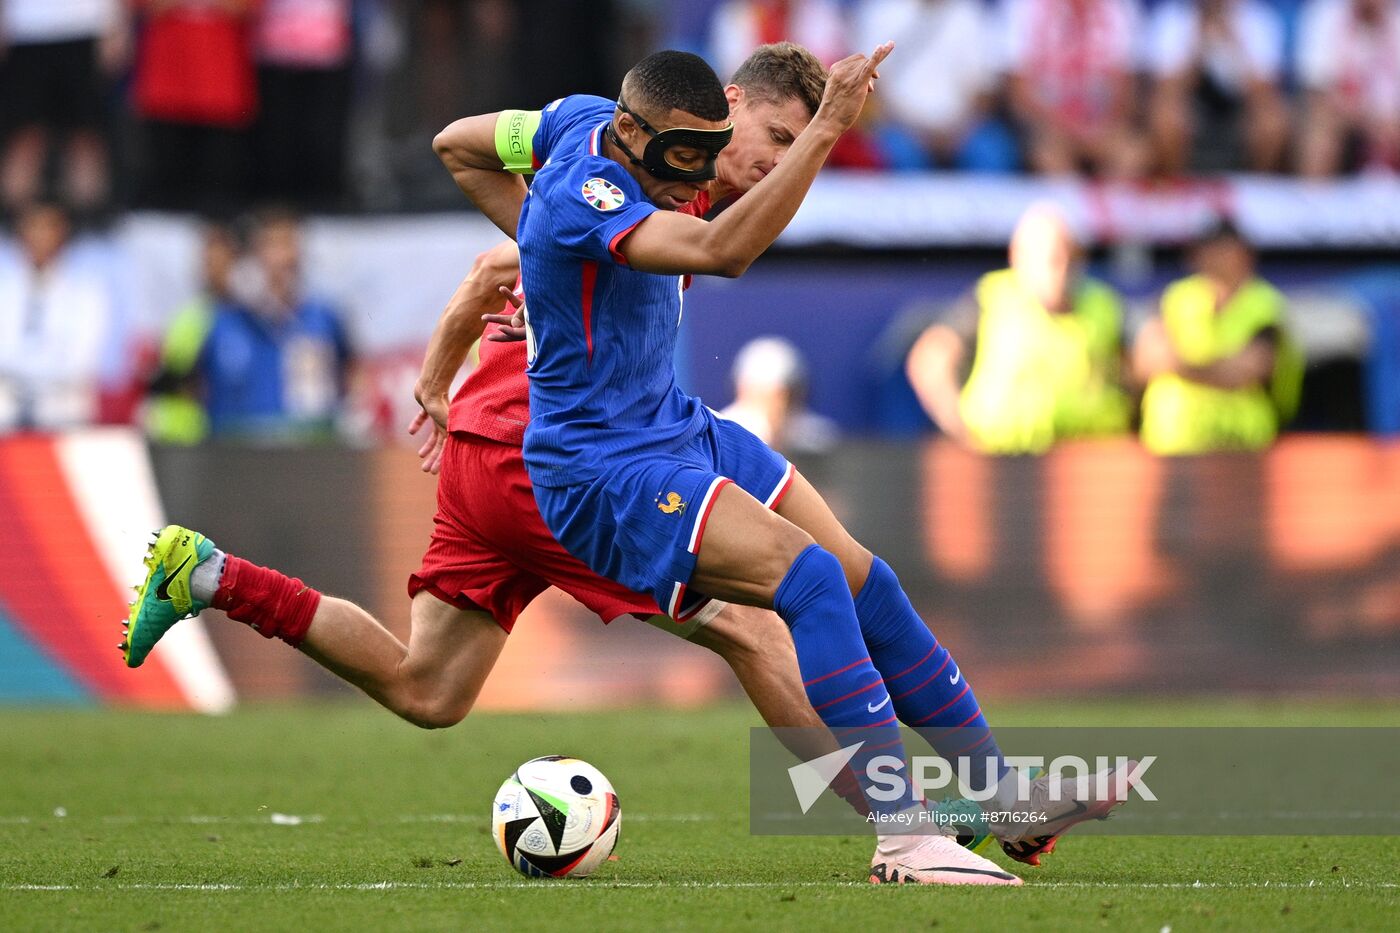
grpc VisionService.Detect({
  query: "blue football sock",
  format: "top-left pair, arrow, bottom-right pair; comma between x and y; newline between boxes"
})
854,557 -> 1006,797
774,545 -> 913,814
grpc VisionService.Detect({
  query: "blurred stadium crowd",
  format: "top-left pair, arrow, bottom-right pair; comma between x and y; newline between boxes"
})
707,0 -> 1400,179
3,0 -> 1399,219
0,0 -> 1397,449
8,0 -> 1400,215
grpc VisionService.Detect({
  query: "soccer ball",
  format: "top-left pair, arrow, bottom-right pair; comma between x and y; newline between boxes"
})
492,756 -> 621,878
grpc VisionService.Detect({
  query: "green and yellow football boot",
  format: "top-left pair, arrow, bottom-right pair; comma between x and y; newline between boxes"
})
122,525 -> 216,668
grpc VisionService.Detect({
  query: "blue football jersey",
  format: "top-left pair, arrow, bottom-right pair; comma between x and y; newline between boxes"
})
517,95 -> 707,488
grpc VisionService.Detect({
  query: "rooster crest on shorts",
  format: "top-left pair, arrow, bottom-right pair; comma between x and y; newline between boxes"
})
656,491 -> 687,515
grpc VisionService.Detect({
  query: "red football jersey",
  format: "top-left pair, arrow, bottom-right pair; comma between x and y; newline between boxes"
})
447,190 -> 713,445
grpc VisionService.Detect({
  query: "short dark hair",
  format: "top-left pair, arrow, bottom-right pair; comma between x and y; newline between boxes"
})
1193,217 -> 1250,251
621,50 -> 729,123
203,220 -> 243,250
249,204 -> 301,236
730,42 -> 827,119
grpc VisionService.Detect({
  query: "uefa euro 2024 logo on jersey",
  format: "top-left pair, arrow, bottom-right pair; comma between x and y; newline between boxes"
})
582,177 -> 625,211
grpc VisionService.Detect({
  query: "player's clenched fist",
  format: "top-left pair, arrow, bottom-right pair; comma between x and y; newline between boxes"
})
814,42 -> 894,133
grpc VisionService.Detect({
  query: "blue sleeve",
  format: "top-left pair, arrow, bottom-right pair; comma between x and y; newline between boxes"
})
333,312 -> 353,372
533,95 -> 615,167
309,302 -> 354,370
196,310 -> 225,377
546,158 -> 658,265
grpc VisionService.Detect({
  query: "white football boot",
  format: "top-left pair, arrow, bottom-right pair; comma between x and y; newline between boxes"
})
996,759 -> 1139,866
870,833 -> 1022,886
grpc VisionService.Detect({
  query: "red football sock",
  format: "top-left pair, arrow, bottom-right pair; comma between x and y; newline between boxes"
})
213,556 -> 322,648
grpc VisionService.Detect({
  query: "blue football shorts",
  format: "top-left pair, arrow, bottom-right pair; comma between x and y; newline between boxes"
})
532,408 -> 795,621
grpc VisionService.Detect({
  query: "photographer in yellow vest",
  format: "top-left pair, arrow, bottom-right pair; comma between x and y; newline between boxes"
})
1133,220 -> 1302,455
906,203 -> 1131,454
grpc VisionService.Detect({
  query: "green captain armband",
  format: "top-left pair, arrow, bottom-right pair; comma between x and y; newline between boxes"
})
495,109 -> 543,174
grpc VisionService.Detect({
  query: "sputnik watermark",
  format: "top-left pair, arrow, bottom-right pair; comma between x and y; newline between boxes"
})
868,754 -> 1156,804
755,726 -> 1400,836
788,746 -> 1156,816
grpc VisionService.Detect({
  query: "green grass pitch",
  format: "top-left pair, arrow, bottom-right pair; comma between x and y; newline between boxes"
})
2,699 -> 1396,932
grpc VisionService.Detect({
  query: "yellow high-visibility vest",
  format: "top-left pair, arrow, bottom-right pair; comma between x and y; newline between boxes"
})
1140,275 -> 1302,455
144,299 -> 213,446
959,269 -> 1130,454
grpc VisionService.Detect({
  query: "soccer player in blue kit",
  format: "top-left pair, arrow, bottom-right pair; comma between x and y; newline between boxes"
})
456,47 -> 1135,885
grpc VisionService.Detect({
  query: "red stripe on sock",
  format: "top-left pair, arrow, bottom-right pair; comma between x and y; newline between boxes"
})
893,654 -> 952,701
951,728 -> 995,758
911,684 -> 972,725
803,655 -> 872,688
813,677 -> 884,711
953,708 -> 985,730
886,645 -> 939,682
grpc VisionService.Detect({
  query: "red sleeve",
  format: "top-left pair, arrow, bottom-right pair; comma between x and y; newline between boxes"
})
606,188 -> 710,266
607,220 -> 647,265
678,191 -> 713,219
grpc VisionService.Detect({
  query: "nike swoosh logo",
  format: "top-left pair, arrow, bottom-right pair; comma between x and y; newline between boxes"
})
867,695 -> 892,714
155,554 -> 193,602
1045,799 -> 1090,831
949,668 -> 961,685
913,865 -> 1017,881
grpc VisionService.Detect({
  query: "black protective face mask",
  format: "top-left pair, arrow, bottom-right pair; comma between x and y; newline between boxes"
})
606,97 -> 733,183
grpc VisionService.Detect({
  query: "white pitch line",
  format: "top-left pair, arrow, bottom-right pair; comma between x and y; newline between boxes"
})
96,815 -> 327,826
396,813 -> 716,824
13,812 -> 1394,826
4,881 -> 1396,893
2,813 -> 714,826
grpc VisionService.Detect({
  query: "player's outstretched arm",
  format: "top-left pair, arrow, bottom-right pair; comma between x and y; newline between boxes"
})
616,42 -> 893,278
410,240 -> 521,473
906,323 -> 972,445
433,112 -> 530,238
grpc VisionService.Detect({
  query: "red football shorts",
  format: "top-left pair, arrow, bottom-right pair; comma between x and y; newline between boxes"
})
408,433 -> 663,632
